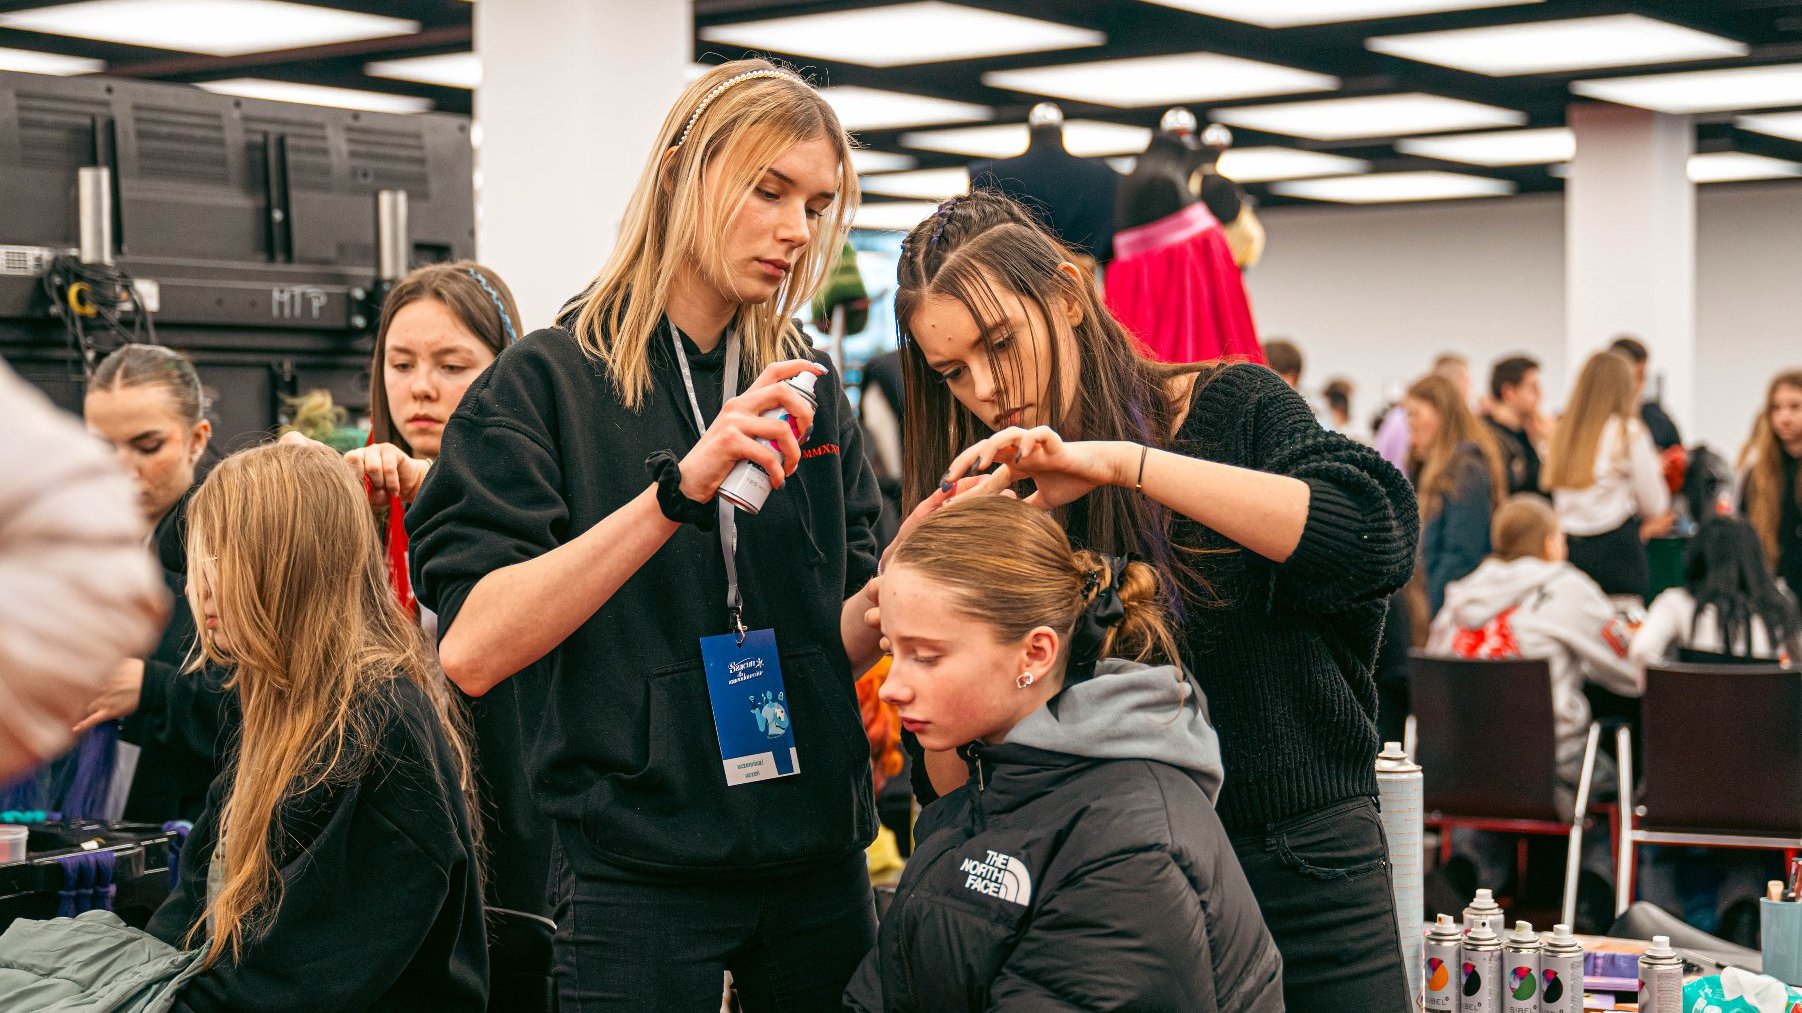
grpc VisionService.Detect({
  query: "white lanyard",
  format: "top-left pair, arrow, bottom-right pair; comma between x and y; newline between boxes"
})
669,327 -> 747,641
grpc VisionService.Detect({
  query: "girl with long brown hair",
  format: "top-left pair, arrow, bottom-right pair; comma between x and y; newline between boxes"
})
844,496 -> 1282,1012
1404,373 -> 1505,615
1739,369 -> 1802,596
1545,351 -> 1672,600
863,189 -> 1418,1010
301,260 -> 552,921
144,441 -> 485,1010
407,60 -> 883,1010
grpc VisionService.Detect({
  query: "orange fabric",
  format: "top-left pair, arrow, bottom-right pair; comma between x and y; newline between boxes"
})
857,657 -> 904,793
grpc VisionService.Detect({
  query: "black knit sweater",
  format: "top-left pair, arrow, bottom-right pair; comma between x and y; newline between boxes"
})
1157,364 -> 1418,833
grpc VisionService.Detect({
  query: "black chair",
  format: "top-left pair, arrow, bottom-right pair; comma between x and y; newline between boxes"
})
1617,662 -> 1802,914
1410,651 -> 1610,927
486,906 -> 557,1013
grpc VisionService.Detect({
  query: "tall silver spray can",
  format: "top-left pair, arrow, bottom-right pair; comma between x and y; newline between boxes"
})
1464,887 -> 1505,936
1377,741 -> 1424,1008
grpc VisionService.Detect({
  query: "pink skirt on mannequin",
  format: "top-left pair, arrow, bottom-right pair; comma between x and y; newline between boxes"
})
1104,201 -> 1264,366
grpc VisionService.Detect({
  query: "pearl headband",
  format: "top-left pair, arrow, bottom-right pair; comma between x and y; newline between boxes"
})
675,69 -> 799,148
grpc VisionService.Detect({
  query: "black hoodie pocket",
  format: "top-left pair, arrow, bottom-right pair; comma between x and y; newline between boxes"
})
579,645 -> 874,873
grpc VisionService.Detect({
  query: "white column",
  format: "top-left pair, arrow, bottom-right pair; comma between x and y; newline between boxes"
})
1564,102 -> 1696,433
475,0 -> 690,331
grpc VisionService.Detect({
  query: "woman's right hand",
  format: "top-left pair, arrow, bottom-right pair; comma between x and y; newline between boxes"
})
345,443 -> 431,508
678,360 -> 824,501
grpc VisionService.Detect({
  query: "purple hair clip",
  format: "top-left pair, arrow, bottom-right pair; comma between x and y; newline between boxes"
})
928,196 -> 963,247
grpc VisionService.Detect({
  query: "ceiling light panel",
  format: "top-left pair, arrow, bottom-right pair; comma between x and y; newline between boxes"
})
1738,112 -> 1802,143
902,119 -> 1152,158
853,201 -> 941,232
0,47 -> 104,75
1688,151 -> 1802,183
197,78 -> 432,114
983,52 -> 1337,108
1272,170 -> 1515,203
0,0 -> 417,57
821,86 -> 991,132
1141,0 -> 1540,29
366,52 -> 481,90
1216,146 -> 1371,181
1211,92 -> 1524,141
859,167 -> 971,200
698,2 -> 1104,68
1572,64 -> 1802,114
1368,14 -> 1745,77
850,150 -> 916,174
1396,127 -> 1574,165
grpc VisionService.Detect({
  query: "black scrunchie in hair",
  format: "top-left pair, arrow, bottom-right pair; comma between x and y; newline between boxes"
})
645,451 -> 717,531
1065,554 -> 1131,689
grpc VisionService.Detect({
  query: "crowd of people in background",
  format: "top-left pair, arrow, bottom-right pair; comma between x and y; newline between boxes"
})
1278,331 -> 1802,934
0,54 -> 1797,1012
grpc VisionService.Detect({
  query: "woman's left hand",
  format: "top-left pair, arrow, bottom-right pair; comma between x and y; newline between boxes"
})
944,427 -> 1131,510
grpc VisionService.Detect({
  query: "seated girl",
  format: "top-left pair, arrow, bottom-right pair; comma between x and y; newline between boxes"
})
1630,515 -> 1801,667
145,441 -> 486,1011
843,496 -> 1282,1012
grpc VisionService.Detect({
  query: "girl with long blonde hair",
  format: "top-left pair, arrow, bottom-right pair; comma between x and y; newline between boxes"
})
144,441 -> 485,1010
1404,373 -> 1505,614
1739,370 -> 1802,596
1545,351 -> 1672,600
407,59 -> 884,1010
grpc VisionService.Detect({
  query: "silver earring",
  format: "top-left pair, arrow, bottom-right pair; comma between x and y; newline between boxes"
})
1016,671 -> 1036,689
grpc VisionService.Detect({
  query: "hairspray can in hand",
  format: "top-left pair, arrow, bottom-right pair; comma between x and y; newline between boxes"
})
1539,923 -> 1584,1013
1462,922 -> 1503,1013
718,370 -> 818,514
1424,914 -> 1463,1012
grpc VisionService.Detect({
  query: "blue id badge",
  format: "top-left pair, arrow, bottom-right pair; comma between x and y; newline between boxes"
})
699,628 -> 799,786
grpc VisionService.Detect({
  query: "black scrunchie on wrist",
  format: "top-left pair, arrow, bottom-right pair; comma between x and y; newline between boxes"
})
645,451 -> 717,531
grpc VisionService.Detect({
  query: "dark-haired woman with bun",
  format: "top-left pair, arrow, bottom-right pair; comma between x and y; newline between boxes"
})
844,495 -> 1282,1012
856,189 -> 1417,1009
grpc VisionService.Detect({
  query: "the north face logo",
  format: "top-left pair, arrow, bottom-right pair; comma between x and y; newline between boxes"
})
959,849 -> 1032,906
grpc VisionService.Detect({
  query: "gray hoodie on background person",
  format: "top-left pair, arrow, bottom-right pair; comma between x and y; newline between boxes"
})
1427,555 -> 1643,770
845,659 -> 1282,1012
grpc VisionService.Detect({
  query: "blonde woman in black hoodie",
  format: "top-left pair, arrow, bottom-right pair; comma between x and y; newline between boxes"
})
408,60 -> 882,1011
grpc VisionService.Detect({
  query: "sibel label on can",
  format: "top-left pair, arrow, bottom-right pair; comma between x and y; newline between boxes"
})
1503,921 -> 1543,1013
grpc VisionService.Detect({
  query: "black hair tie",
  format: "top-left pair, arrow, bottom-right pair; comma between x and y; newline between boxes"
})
1065,554 -> 1131,689
645,451 -> 717,531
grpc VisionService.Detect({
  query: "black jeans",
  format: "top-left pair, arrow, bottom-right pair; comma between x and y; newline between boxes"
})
551,841 -> 876,1013
1229,796 -> 1413,1011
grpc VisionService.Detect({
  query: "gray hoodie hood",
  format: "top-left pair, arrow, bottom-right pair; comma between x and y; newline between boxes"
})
1003,658 -> 1225,803
1440,556 -> 1569,629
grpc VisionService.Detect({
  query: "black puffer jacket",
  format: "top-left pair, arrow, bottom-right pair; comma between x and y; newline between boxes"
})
845,661 -> 1283,1012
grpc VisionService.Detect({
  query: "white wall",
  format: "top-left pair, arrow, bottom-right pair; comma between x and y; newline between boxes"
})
1246,182 -> 1802,452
